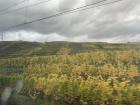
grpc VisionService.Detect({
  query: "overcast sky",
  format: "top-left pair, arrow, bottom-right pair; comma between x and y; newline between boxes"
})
0,0 -> 140,43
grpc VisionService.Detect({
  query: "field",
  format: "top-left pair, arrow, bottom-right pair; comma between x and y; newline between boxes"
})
0,41 -> 140,105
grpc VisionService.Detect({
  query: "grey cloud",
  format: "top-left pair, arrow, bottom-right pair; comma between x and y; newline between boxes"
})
0,0 -> 140,42
59,0 -> 78,11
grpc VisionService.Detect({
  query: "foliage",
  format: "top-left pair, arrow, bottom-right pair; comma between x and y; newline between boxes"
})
0,50 -> 140,105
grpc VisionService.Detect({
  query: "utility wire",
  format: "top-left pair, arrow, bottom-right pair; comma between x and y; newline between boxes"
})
60,0 -> 124,17
0,0 -> 27,13
0,0 -> 53,16
0,0 -> 110,30
2,0 -> 125,32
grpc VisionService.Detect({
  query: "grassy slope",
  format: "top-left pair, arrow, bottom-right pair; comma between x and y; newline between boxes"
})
0,41 -> 42,58
0,41 -> 140,58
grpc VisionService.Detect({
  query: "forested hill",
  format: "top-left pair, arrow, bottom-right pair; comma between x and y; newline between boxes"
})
0,41 -> 140,58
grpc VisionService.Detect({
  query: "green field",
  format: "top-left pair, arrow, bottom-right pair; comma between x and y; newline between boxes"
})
0,41 -> 140,105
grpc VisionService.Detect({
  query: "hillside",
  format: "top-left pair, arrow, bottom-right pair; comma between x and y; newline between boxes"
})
0,41 -> 140,105
0,41 -> 140,58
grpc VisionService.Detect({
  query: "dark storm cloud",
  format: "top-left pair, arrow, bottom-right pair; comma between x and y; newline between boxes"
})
0,0 -> 140,42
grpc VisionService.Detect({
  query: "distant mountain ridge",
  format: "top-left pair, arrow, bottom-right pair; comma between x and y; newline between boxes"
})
0,41 -> 140,59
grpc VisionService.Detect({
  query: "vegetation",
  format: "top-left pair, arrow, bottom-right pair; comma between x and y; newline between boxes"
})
0,41 -> 140,105
0,41 -> 140,58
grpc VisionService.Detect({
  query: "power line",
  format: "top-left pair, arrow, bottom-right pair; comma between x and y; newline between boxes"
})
61,0 -> 125,16
0,0 -> 27,13
0,0 -> 110,30
2,0 -> 125,32
0,0 -> 53,16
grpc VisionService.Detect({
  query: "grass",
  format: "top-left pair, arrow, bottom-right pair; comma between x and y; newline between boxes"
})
0,41 -> 140,59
